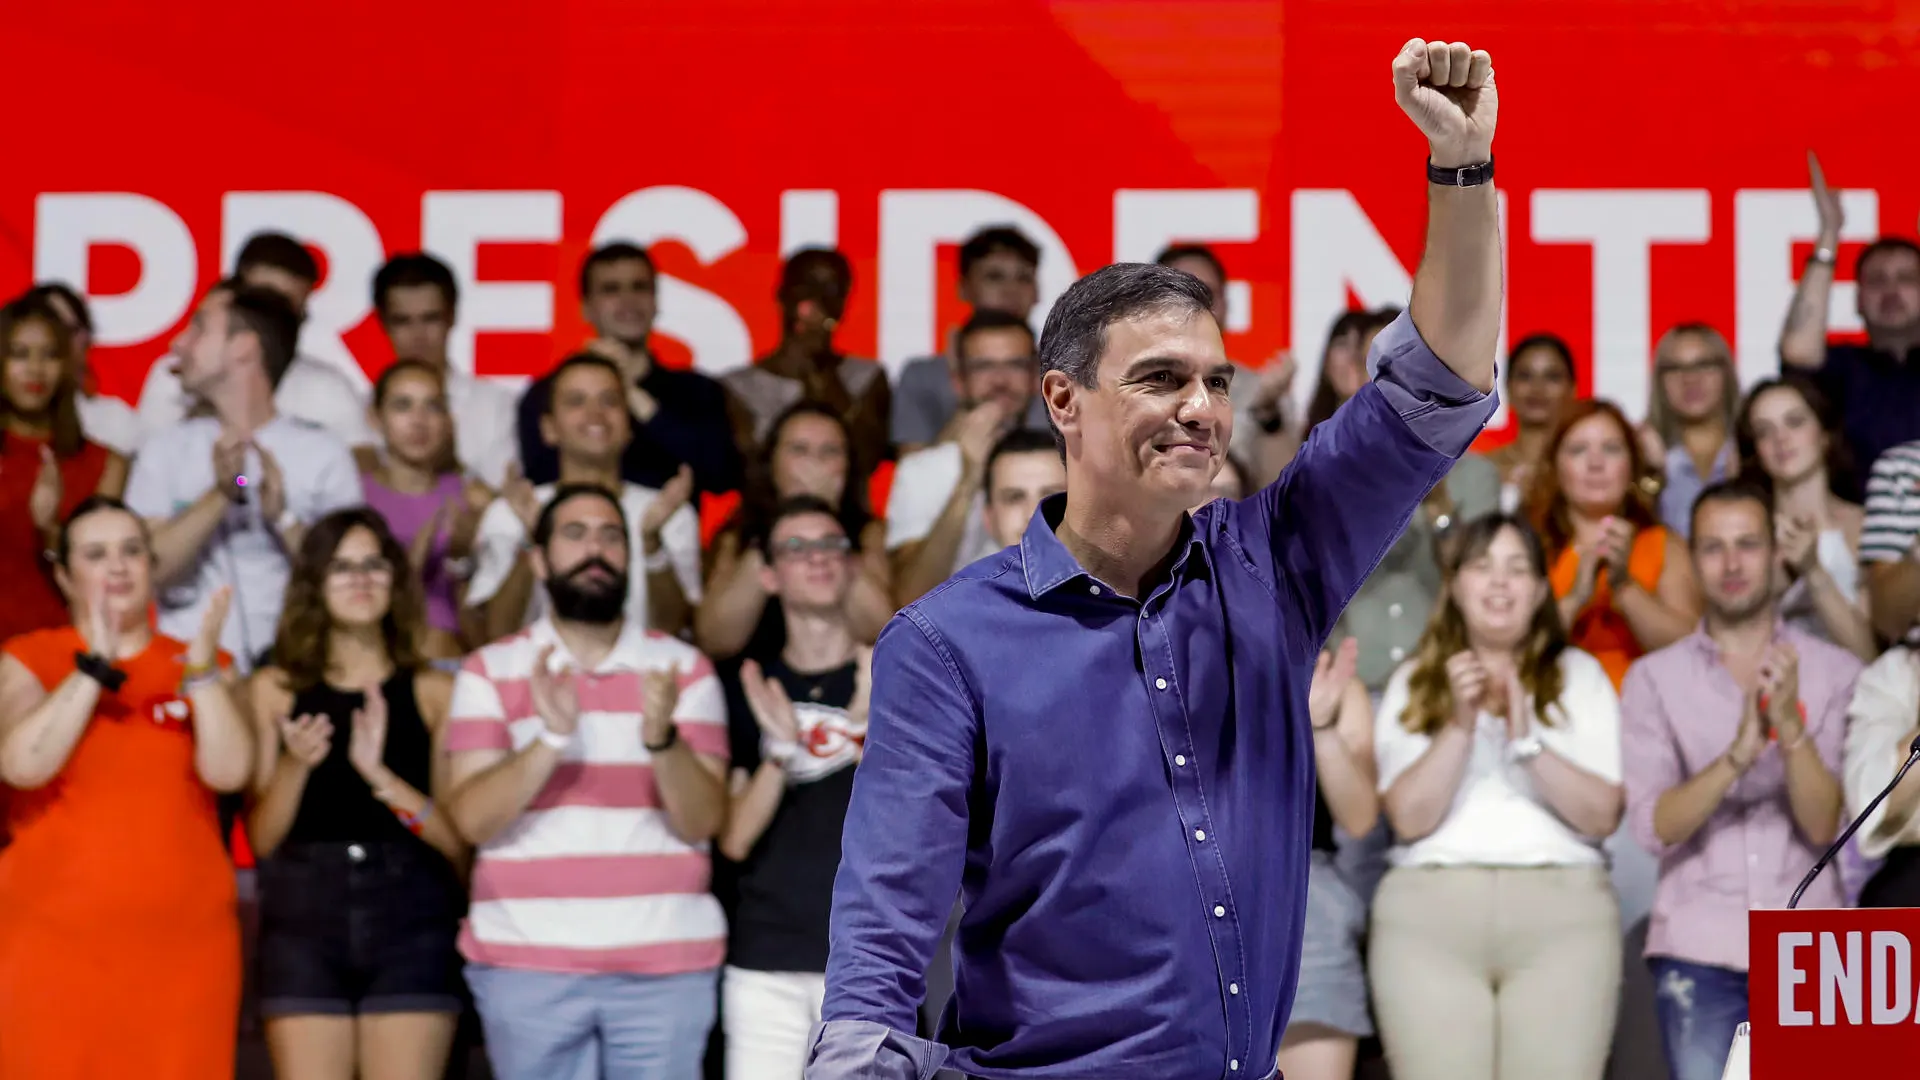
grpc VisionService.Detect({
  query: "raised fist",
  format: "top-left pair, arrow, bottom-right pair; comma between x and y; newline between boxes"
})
1392,39 -> 1497,167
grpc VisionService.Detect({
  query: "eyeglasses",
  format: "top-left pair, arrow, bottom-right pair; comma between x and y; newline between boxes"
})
771,536 -> 852,561
326,557 -> 394,581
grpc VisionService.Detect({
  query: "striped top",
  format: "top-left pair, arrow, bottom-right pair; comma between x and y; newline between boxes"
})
445,617 -> 730,975
1861,441 -> 1920,644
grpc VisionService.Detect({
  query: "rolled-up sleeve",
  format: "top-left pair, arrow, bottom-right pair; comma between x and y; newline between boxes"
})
1845,648 -> 1920,859
1620,661 -> 1683,857
808,611 -> 973,1080
1245,311 -> 1498,649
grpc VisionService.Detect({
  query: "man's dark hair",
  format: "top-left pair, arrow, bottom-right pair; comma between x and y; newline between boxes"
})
759,494 -> 848,560
1689,476 -> 1776,545
1039,263 -> 1213,395
984,428 -> 1061,493
56,494 -> 148,568
954,309 -> 1036,366
225,284 -> 302,389
1857,237 -> 1920,281
1507,332 -> 1577,381
959,227 -> 1040,277
532,483 -> 628,549
24,282 -> 92,334
1155,243 -> 1225,282
372,252 -> 458,317
235,232 -> 319,285
543,353 -> 626,415
579,242 -> 656,298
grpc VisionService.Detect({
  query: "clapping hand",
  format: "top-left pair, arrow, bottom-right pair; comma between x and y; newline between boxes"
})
1728,688 -> 1768,774
348,681 -> 391,784
1759,642 -> 1804,739
254,443 -> 288,526
28,444 -> 62,533
1445,651 -> 1490,729
1594,516 -> 1637,589
640,466 -> 695,539
80,578 -> 119,659
188,586 -> 232,671
641,664 -> 682,748
278,713 -> 334,768
529,644 -> 581,737
1308,637 -> 1359,731
503,462 -> 542,532
740,659 -> 801,746
1777,513 -> 1818,577
956,400 -> 1012,475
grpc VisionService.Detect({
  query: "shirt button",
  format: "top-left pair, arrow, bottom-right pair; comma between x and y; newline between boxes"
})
1229,982 -> 1239,995
1194,829 -> 1206,842
1155,677 -> 1168,690
1389,646 -> 1406,662
1089,584 -> 1101,595
1388,602 -> 1403,618
1175,755 -> 1187,767
1230,1061 -> 1240,1072
1213,904 -> 1226,917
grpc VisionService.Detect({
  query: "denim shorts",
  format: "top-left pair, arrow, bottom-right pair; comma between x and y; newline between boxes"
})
256,839 -> 466,1016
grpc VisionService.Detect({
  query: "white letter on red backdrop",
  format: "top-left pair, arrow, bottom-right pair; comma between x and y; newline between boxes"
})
1530,190 -> 1711,419
780,190 -> 840,257
1821,930 -> 1864,1025
877,190 -> 1077,377
421,191 -> 562,382
222,192 -> 383,389
593,186 -> 753,378
1112,190 -> 1259,332
1733,187 -> 1879,386
34,193 -> 196,348
1779,931 -> 1814,1026
1870,931 -> 1911,1024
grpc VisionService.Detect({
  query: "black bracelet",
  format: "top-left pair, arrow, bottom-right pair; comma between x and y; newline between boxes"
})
1427,157 -> 1495,187
73,651 -> 128,692
644,724 -> 680,754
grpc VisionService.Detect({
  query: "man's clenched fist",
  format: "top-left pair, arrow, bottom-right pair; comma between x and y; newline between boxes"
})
1392,38 -> 1497,167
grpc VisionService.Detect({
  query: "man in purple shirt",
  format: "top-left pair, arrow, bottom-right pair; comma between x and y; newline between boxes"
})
806,38 -> 1503,1080
1621,478 -> 1860,1080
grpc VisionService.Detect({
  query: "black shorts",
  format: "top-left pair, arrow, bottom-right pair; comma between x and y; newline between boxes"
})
256,839 -> 466,1016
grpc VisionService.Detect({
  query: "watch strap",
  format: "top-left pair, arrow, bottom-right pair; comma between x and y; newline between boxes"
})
535,726 -> 573,751
1428,158 -> 1495,187
644,724 -> 680,754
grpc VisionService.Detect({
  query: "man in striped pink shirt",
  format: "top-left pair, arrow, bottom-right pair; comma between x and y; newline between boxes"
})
444,483 -> 729,1080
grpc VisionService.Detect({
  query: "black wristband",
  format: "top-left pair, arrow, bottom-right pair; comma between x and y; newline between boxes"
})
644,724 -> 680,754
74,651 -> 128,692
1427,158 -> 1495,187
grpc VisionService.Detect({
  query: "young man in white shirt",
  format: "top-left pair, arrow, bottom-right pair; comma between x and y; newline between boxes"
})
137,232 -> 373,449
886,309 -> 1041,606
125,282 -> 364,670
466,355 -> 701,641
372,252 -> 520,488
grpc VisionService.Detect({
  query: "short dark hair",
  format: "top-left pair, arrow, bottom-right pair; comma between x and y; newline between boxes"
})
759,494 -> 847,559
1039,262 -> 1213,394
56,494 -> 148,568
532,483 -> 628,550
954,309 -> 1036,365
1857,237 -> 1920,280
579,242 -> 656,298
225,285 -> 302,389
543,353 -> 626,415
1507,332 -> 1577,381
371,358 -> 445,409
959,227 -> 1040,277
235,232 -> 319,285
1689,476 -> 1775,544
24,282 -> 92,334
373,253 -> 458,316
1155,243 -> 1225,282
983,428 -> 1060,491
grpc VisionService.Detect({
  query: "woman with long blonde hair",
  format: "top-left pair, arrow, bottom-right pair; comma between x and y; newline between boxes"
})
1369,513 -> 1625,1080
1643,323 -> 1739,534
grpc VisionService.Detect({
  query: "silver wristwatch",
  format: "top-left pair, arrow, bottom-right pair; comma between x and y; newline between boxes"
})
1510,734 -> 1545,764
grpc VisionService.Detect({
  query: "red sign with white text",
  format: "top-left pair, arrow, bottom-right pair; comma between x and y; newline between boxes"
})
3,0 -> 1918,439
1748,907 -> 1920,1077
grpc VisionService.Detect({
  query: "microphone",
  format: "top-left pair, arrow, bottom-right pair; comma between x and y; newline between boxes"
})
1788,730 -> 1920,909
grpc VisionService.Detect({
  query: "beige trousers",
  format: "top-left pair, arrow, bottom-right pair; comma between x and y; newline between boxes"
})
1368,864 -> 1622,1080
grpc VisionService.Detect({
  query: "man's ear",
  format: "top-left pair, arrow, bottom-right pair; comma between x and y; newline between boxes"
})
1042,370 -> 1078,443
528,545 -> 552,583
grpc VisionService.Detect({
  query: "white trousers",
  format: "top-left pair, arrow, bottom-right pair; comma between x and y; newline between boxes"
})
722,966 -> 826,1080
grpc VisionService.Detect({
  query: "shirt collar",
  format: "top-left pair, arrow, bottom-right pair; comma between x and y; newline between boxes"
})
529,614 -> 650,673
1681,615 -> 1798,662
1017,492 -> 1211,600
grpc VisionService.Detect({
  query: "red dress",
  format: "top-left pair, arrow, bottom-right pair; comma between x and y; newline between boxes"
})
0,436 -> 110,642
0,627 -> 239,1080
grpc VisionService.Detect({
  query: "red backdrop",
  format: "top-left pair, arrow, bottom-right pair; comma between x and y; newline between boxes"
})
4,0 -> 1918,438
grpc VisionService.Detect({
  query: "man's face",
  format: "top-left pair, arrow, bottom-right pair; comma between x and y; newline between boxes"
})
541,364 -> 631,465
960,250 -> 1039,320
240,263 -> 314,318
1046,308 -> 1233,514
170,290 -> 243,395
380,284 -> 453,367
759,510 -> 853,613
582,257 -> 658,346
982,449 -> 1066,548
1692,498 -> 1773,624
1165,255 -> 1228,327
535,493 -> 630,625
955,326 -> 1038,417
1858,247 -> 1920,339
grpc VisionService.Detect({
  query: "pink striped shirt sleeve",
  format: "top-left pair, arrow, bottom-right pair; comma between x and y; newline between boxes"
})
446,654 -> 512,754
673,652 -> 729,762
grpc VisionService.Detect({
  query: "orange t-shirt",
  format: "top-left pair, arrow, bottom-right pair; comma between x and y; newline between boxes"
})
1550,525 -> 1668,690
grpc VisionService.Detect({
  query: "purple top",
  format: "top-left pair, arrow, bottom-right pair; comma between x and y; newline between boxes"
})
363,472 -> 465,633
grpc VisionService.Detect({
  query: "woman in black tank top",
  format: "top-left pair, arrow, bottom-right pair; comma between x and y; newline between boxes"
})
245,508 -> 467,1080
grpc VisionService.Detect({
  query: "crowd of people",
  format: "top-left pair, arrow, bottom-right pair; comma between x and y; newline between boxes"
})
0,152 -> 1918,1080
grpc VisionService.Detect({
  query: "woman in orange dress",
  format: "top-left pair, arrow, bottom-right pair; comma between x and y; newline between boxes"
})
0,295 -> 128,642
1525,399 -> 1702,689
0,496 -> 254,1079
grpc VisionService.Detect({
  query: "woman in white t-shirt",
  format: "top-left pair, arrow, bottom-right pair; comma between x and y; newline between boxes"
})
1369,512 -> 1625,1080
